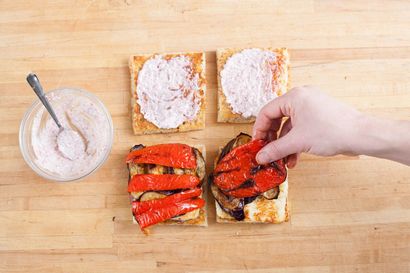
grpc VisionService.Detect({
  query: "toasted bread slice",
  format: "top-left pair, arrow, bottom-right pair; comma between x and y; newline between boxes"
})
216,48 -> 290,123
212,133 -> 290,223
129,52 -> 206,135
128,144 -> 207,227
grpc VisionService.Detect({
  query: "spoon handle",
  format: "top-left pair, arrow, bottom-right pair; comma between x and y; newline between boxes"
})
26,73 -> 62,129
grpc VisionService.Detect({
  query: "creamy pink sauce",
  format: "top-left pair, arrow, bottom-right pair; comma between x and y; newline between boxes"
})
136,55 -> 202,129
221,48 -> 278,118
31,90 -> 110,178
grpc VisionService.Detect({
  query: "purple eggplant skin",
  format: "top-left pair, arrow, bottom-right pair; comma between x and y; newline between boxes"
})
217,138 -> 237,164
127,144 -> 145,184
137,190 -> 178,201
193,147 -> 206,182
210,176 -> 245,221
244,196 -> 258,204
130,144 -> 145,152
228,206 -> 246,221
164,166 -> 174,174
217,133 -> 252,164
250,162 -> 284,176
155,189 -> 182,196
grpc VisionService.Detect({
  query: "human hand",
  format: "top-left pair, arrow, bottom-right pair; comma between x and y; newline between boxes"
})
253,86 -> 364,167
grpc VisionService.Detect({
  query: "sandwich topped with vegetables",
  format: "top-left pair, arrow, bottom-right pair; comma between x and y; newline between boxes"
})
210,133 -> 289,223
126,143 -> 207,231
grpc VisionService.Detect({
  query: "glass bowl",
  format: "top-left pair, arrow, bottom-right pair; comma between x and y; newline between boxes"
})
19,88 -> 114,182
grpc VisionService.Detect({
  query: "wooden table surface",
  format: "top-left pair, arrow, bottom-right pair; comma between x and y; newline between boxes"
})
1,1 -> 410,272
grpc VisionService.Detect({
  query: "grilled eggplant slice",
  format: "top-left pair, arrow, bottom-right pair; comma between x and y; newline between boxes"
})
211,181 -> 245,221
193,147 -> 206,181
128,145 -> 145,179
139,191 -> 167,202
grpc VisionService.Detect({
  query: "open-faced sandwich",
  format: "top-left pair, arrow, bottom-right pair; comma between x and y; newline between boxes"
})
126,143 -> 207,232
210,133 -> 289,223
217,48 -> 289,123
129,52 -> 206,135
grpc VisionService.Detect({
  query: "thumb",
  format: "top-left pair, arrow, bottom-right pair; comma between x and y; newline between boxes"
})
256,131 -> 303,164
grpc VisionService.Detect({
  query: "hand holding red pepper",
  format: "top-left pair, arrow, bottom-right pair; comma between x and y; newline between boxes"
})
213,140 -> 287,198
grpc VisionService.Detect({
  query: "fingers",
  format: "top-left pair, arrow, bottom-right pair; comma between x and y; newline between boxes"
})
278,119 -> 299,168
253,95 -> 289,140
279,118 -> 292,138
252,90 -> 305,165
253,117 -> 282,141
256,130 -> 304,164
285,153 -> 300,168
266,121 -> 280,142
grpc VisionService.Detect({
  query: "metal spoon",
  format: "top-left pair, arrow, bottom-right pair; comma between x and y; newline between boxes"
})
26,73 -> 62,129
26,73 -> 86,160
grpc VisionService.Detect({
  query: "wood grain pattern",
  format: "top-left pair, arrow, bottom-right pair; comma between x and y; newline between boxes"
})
1,0 -> 410,272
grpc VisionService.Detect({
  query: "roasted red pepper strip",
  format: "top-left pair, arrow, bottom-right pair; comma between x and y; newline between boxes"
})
224,160 -> 286,198
132,188 -> 202,215
217,139 -> 265,167
128,174 -> 200,192
125,144 -> 196,169
135,198 -> 205,229
213,140 -> 287,197
213,140 -> 265,191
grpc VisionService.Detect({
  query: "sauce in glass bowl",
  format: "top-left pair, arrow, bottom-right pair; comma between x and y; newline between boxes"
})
20,88 -> 113,182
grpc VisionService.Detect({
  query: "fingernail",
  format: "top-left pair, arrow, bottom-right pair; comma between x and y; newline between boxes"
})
287,161 -> 295,169
256,151 -> 268,164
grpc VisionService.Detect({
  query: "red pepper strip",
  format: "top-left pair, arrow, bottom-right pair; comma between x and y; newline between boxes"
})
224,160 -> 286,198
217,139 -> 265,166
213,139 -> 287,197
128,174 -> 200,192
132,188 -> 202,215
135,198 -> 205,229
213,140 -> 266,191
125,143 -> 197,169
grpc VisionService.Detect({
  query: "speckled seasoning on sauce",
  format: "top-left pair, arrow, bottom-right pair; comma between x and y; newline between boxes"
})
31,90 -> 110,178
221,48 -> 278,118
136,55 -> 201,129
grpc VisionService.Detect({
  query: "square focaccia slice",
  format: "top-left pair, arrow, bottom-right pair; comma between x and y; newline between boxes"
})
127,143 -> 207,230
217,48 -> 289,123
129,52 -> 206,135
210,133 -> 289,223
